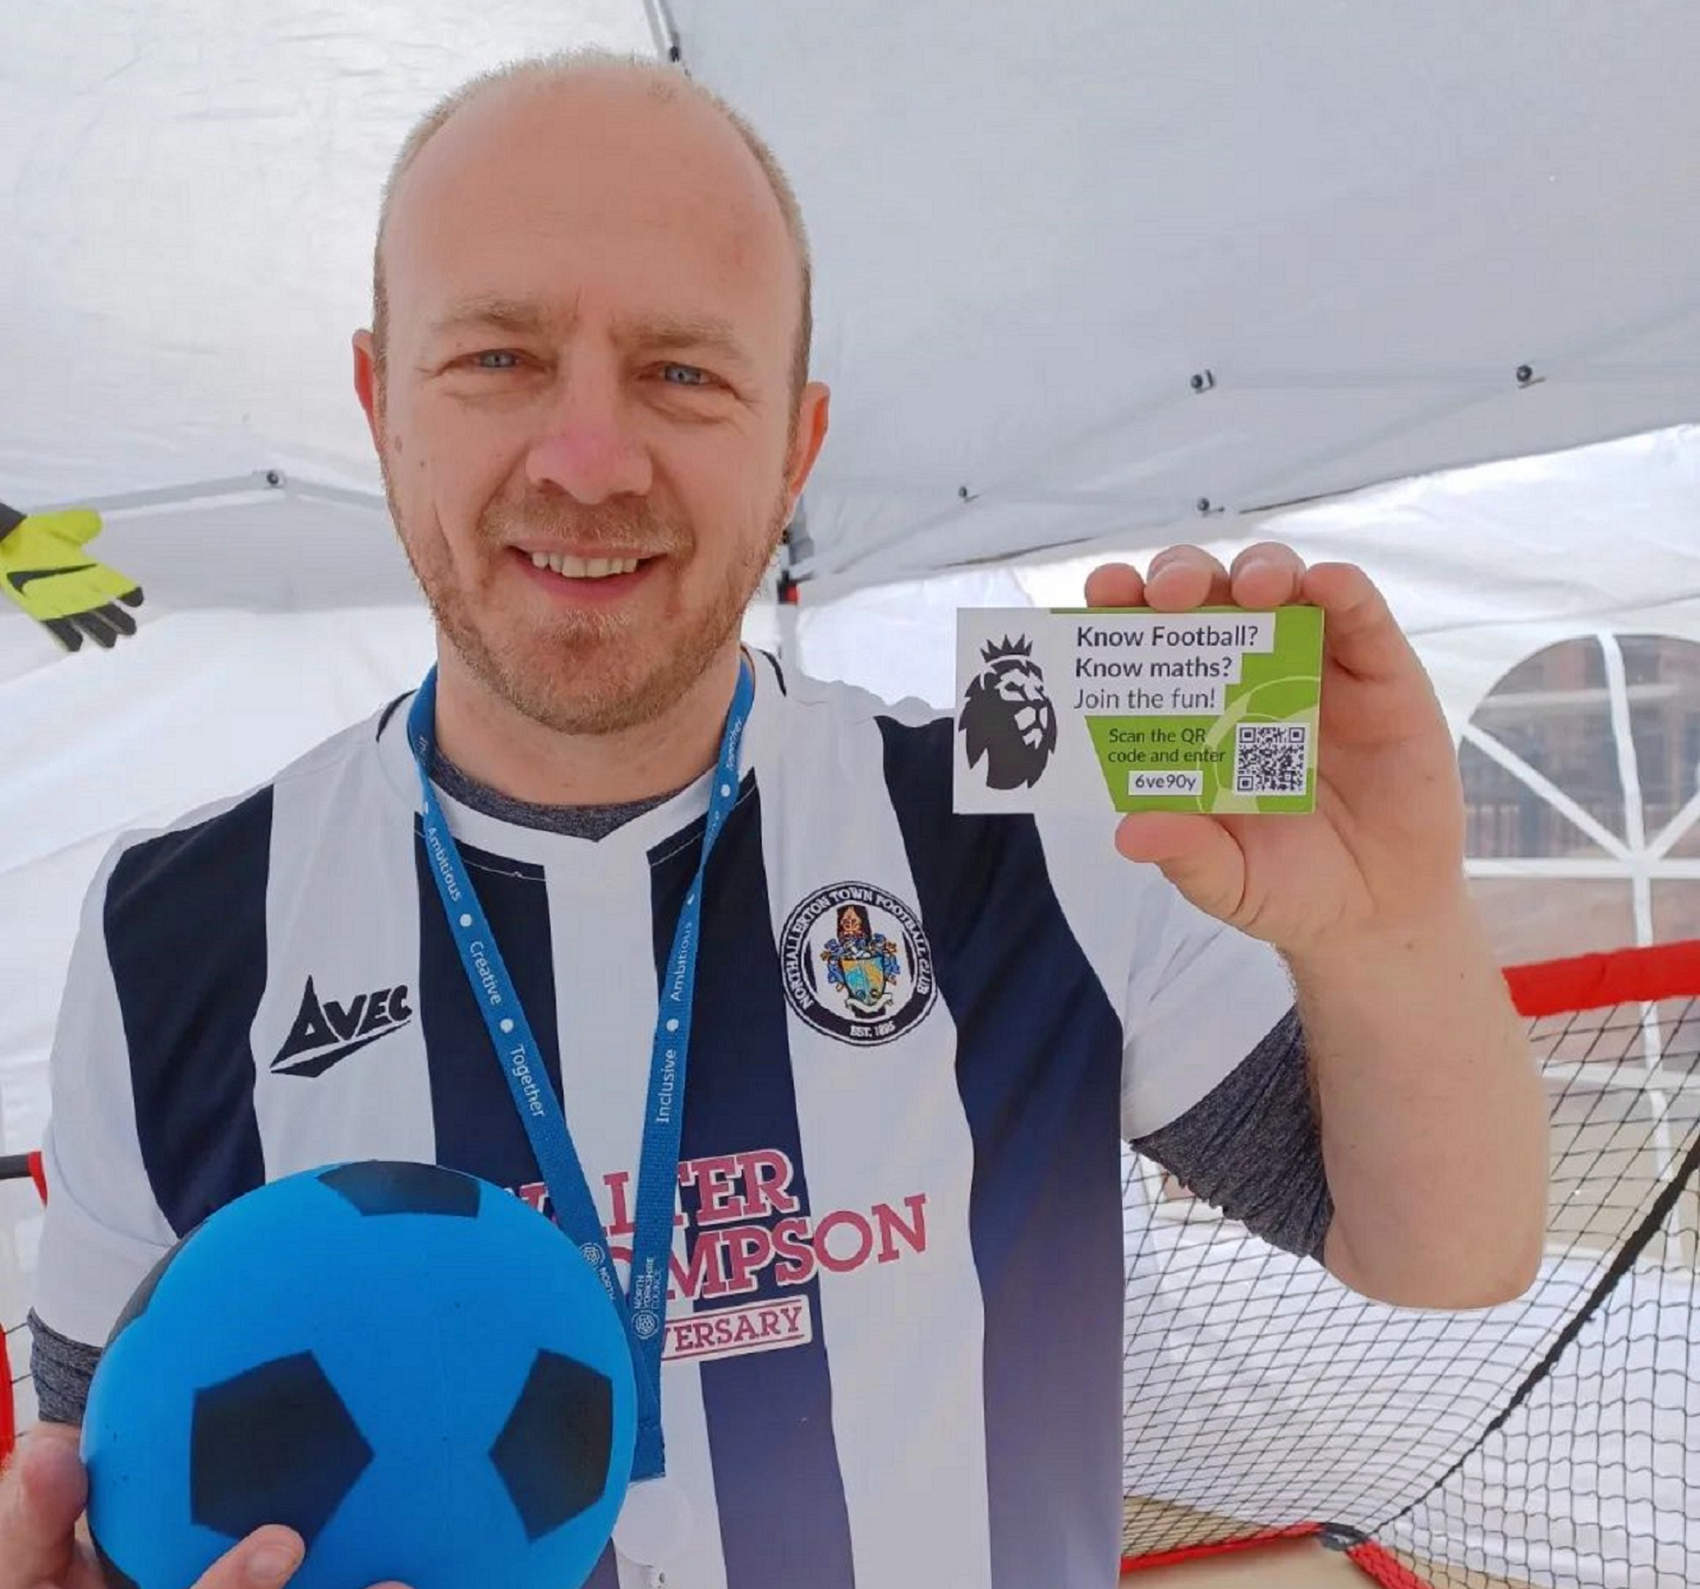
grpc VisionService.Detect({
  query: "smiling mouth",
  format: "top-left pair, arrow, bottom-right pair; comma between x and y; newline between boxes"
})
523,550 -> 654,581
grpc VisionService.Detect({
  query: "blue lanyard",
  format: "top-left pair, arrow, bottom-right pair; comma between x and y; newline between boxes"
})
406,656 -> 755,1482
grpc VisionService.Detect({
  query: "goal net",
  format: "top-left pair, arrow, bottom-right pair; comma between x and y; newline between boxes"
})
1122,940 -> 1700,1588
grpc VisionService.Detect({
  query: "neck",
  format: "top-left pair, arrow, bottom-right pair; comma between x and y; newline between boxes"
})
431,643 -> 744,807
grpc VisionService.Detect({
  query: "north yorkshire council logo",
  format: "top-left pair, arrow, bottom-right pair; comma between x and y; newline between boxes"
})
780,883 -> 937,1046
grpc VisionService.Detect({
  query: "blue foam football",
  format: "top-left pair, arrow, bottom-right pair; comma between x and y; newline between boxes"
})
82,1161 -> 635,1589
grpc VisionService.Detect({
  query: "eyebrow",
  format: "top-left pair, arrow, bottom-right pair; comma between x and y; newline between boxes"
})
427,297 -> 551,338
426,298 -> 756,372
632,312 -> 755,372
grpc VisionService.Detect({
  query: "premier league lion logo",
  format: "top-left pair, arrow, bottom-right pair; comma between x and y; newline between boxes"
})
959,635 -> 1058,789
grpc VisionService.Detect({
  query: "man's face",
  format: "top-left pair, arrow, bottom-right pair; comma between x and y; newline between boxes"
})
355,73 -> 828,734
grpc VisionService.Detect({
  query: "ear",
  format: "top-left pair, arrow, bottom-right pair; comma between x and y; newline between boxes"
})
783,381 -> 831,514
352,330 -> 383,449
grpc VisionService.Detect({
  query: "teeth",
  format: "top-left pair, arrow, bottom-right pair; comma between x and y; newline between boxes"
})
528,553 -> 642,579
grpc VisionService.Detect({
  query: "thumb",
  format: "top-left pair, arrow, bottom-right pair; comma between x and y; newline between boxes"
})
2,1425 -> 87,1586
1115,812 -> 1248,926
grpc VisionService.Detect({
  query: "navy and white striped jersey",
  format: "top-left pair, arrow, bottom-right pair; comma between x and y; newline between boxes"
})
34,652 -> 1326,1588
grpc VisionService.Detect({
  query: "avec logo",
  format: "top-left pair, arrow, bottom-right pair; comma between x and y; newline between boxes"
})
271,976 -> 414,1078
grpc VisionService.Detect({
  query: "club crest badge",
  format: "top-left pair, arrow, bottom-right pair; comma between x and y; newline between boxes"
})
780,882 -> 937,1046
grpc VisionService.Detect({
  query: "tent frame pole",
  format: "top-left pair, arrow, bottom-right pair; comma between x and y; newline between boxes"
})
34,470 -> 387,521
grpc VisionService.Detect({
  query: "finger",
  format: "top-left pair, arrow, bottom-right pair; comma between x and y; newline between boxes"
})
73,608 -> 120,649
93,601 -> 138,639
1,1425 -> 86,1587
1142,546 -> 1232,611
118,585 -> 145,608
1301,561 -> 1420,684
1115,812 -> 1248,925
1228,542 -> 1306,610
192,1525 -> 305,1589
1083,561 -> 1144,607
44,617 -> 85,652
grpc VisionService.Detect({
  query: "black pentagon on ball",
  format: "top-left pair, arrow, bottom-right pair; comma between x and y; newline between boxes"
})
191,1352 -> 374,1546
489,1349 -> 615,1541
318,1160 -> 481,1217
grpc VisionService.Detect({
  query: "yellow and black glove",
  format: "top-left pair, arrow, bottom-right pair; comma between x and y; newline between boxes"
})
0,500 -> 144,651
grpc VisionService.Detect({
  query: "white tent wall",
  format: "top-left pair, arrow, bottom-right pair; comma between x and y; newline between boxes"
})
791,564 -> 1033,710
672,0 -> 1700,591
3,0 -> 656,504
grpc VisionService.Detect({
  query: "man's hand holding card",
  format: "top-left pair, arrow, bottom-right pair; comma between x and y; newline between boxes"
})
957,541 -> 1469,963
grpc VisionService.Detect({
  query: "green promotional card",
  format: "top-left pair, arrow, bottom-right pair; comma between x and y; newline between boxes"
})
953,606 -> 1323,815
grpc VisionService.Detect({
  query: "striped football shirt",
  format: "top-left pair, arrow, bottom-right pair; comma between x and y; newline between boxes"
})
32,650 -> 1327,1588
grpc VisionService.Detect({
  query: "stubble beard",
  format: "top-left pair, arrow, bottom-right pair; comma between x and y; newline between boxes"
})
384,461 -> 786,736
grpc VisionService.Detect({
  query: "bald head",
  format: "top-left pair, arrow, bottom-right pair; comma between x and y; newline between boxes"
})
371,50 -> 812,403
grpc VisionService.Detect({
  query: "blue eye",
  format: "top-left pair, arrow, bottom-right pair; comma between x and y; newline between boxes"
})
470,350 -> 521,369
660,363 -> 711,387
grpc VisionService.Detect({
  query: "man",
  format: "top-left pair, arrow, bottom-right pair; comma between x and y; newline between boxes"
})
0,48 -> 1547,1589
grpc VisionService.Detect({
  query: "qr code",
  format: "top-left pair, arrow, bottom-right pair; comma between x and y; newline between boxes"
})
1234,722 -> 1309,795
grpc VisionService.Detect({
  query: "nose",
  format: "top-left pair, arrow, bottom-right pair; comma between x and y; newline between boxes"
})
524,364 -> 653,504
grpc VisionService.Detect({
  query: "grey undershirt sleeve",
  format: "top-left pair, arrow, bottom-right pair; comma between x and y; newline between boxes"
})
1129,1009 -> 1334,1263
28,1310 -> 101,1426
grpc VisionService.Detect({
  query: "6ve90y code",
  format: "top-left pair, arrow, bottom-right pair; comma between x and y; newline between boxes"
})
1128,770 -> 1202,795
